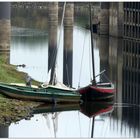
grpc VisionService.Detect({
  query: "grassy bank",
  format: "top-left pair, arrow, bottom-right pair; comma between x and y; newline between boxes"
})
0,55 -> 39,85
0,55 -> 42,126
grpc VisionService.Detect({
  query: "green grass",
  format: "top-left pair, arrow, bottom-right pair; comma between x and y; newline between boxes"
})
0,55 -> 39,85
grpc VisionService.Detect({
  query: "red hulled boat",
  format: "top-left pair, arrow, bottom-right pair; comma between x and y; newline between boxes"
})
78,82 -> 115,101
77,4 -> 115,101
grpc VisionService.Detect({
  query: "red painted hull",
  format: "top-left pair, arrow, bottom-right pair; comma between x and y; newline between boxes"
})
78,84 -> 115,101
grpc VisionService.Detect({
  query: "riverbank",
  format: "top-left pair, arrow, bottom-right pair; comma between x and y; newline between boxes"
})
0,55 -> 39,85
0,55 -> 42,126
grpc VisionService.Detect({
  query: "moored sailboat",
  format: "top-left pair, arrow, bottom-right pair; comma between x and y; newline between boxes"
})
77,3 -> 115,101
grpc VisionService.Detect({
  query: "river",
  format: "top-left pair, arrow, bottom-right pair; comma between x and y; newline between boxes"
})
4,6 -> 140,138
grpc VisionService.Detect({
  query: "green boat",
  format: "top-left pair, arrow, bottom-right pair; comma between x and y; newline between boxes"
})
0,83 -> 81,103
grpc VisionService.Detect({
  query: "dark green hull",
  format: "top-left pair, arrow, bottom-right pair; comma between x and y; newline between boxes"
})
0,83 -> 81,103
33,103 -> 80,114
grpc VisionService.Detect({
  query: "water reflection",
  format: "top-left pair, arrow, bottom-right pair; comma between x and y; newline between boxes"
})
33,103 -> 80,114
123,105 -> 140,138
80,102 -> 113,118
105,103 -> 140,138
32,102 -> 114,138
34,103 -> 80,138
122,38 -> 140,105
10,35 -> 48,82
109,37 -> 123,103
9,35 -> 140,138
0,126 -> 9,138
97,35 -> 110,81
11,8 -> 49,30
7,101 -> 140,138
12,27 -> 48,37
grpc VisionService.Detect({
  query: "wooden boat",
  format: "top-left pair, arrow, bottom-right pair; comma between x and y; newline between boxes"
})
77,4 -> 115,101
78,82 -> 115,101
0,83 -> 81,103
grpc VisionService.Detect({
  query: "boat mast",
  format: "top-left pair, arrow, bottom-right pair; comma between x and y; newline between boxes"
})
89,3 -> 96,86
49,2 -> 66,85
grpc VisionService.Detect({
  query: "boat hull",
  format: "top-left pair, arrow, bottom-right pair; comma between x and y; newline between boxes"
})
0,83 -> 81,103
78,85 -> 115,101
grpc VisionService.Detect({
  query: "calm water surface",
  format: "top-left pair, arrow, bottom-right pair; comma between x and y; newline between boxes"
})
6,7 -> 140,138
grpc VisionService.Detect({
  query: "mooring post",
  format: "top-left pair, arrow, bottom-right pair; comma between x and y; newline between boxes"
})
63,3 -> 74,87
0,2 -> 11,62
48,2 -> 58,84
